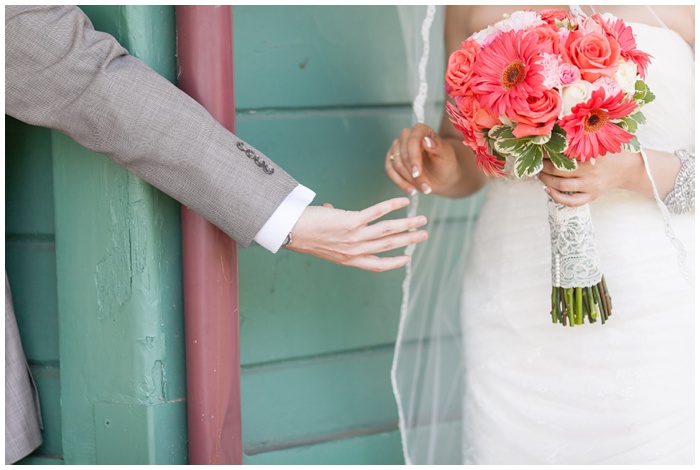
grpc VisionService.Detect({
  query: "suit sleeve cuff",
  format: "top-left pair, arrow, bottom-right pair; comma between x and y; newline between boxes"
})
254,184 -> 316,253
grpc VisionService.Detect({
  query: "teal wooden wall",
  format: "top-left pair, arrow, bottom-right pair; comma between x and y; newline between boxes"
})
6,6 -> 187,465
233,6 -> 431,464
5,5 -> 447,465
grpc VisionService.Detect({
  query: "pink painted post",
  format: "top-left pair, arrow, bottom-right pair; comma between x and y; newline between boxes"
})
175,6 -> 243,465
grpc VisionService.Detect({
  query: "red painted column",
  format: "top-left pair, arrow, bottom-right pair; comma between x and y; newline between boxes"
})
175,6 -> 243,465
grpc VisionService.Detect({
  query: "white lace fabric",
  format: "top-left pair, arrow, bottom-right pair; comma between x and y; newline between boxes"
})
547,200 -> 602,288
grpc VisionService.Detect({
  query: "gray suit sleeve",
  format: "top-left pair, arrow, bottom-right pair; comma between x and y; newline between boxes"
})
5,5 -> 300,247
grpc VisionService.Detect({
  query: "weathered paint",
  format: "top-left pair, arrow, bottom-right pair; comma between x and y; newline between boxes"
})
14,5 -> 186,464
7,5 -> 455,465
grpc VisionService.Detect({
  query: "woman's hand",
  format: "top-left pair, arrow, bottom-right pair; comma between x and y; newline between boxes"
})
285,197 -> 429,272
385,123 -> 463,197
538,151 -> 645,206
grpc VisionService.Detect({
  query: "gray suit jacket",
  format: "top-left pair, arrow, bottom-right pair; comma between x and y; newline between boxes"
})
6,5 -> 300,247
5,5 -> 299,462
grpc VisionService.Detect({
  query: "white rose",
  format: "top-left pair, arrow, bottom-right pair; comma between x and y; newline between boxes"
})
494,10 -> 544,32
613,59 -> 638,95
471,26 -> 499,45
560,80 -> 594,117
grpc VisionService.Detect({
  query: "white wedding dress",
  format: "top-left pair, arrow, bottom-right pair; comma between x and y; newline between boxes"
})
459,20 -> 695,464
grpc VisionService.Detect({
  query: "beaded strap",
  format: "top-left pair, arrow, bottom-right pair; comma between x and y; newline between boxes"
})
663,149 -> 695,215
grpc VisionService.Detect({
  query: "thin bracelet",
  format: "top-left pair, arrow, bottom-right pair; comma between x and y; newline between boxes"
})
281,231 -> 293,248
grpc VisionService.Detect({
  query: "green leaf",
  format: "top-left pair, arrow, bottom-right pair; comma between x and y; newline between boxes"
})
492,127 -> 531,156
622,136 -> 641,153
513,144 -> 544,178
618,116 -> 638,133
544,127 -> 568,154
634,80 -> 656,105
541,126 -> 573,171
487,125 -> 511,141
531,134 -> 551,146
547,149 -> 578,172
629,111 -> 646,125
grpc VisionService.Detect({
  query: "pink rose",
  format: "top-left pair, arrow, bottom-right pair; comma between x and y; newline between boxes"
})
563,30 -> 620,81
528,24 -> 561,54
540,9 -> 574,26
444,39 -> 480,97
558,62 -> 581,86
512,89 -> 563,138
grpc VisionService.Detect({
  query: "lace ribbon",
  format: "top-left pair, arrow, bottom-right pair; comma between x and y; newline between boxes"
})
547,199 -> 603,288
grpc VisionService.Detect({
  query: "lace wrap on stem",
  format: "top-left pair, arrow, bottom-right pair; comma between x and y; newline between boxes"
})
547,199 -> 602,288
547,199 -> 612,326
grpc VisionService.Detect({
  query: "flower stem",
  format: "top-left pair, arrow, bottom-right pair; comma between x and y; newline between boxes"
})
575,287 -> 583,325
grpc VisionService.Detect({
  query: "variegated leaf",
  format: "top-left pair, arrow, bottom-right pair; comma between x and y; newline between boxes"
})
513,144 -> 544,178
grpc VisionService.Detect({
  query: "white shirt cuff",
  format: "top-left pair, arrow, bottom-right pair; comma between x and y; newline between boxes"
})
254,184 -> 316,253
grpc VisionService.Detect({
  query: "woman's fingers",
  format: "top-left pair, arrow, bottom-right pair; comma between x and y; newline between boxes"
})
386,125 -> 442,195
386,138 -> 417,192
385,159 -> 418,195
538,172 -> 583,193
544,186 -> 592,207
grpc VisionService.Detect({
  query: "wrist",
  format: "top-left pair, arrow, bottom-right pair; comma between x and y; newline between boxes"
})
618,150 -> 648,194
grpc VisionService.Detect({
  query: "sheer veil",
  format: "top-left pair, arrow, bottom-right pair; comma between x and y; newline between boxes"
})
391,5 -> 483,465
390,5 -> 692,465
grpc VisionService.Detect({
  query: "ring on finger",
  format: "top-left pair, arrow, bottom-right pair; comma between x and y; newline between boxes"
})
389,153 -> 398,162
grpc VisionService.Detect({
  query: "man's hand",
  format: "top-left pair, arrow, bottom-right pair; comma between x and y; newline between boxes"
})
285,197 -> 428,272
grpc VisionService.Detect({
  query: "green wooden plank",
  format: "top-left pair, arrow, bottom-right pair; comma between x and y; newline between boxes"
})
236,108 -> 450,365
235,107 -> 442,210
16,456 -> 64,465
233,6 -> 410,110
244,429 -> 404,465
51,6 -> 186,464
5,117 -> 55,235
241,346 -> 399,450
27,366 -> 63,459
52,131 -> 186,463
239,247 -> 404,365
5,244 -> 59,363
94,401 -> 187,464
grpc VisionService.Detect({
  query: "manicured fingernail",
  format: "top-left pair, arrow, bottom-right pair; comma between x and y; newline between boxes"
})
421,184 -> 432,195
412,166 -> 420,178
407,187 -> 417,196
543,186 -> 551,194
424,136 -> 433,148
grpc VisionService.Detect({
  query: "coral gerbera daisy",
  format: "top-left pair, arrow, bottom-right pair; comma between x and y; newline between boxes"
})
560,88 -> 638,161
596,14 -> 652,79
470,29 -> 547,119
446,102 -> 505,176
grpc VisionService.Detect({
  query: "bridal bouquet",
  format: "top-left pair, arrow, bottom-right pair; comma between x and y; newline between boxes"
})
445,9 -> 654,325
